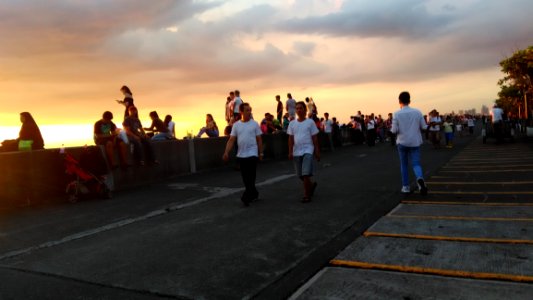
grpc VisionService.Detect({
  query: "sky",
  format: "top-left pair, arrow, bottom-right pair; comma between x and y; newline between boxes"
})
1,0 -> 532,147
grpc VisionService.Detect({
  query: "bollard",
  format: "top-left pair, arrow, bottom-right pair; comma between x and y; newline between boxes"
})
188,138 -> 196,173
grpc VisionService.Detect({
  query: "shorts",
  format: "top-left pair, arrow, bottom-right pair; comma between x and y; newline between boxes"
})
294,153 -> 314,178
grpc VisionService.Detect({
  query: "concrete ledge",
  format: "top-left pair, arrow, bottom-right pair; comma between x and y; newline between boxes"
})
0,128 -> 358,208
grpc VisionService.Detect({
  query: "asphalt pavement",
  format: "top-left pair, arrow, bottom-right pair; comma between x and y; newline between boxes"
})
0,131 -> 490,299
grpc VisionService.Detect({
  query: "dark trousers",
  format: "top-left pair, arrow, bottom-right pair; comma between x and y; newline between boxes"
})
367,129 -> 376,146
130,137 -> 155,163
238,157 -> 258,201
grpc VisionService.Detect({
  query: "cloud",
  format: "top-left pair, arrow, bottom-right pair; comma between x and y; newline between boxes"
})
0,0 -> 217,56
292,41 -> 316,57
279,0 -> 454,39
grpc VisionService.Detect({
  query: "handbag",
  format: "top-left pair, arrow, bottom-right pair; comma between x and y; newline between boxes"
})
18,139 -> 33,151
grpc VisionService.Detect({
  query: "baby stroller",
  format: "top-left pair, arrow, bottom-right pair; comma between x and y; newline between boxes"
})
64,147 -> 112,203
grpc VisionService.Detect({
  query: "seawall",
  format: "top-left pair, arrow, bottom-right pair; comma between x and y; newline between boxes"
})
0,129 -> 361,207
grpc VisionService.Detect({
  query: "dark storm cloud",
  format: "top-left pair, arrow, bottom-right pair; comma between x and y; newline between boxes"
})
279,0 -> 454,39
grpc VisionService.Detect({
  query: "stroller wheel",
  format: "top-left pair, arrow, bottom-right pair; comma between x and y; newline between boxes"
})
67,194 -> 79,203
100,184 -> 112,199
66,181 -> 79,203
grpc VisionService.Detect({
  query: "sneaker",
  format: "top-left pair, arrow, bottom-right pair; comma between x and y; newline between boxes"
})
401,186 -> 410,194
417,178 -> 428,196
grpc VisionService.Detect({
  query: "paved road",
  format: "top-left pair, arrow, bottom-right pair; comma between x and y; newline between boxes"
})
291,137 -> 533,299
0,133 -> 479,299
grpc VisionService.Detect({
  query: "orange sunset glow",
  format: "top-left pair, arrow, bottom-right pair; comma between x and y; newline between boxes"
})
1,1 -> 532,148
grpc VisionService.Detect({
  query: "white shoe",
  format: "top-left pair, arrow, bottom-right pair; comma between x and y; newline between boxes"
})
401,186 -> 410,194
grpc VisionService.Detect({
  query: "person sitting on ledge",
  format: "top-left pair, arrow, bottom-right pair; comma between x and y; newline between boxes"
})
18,112 -> 45,150
196,114 -> 219,138
144,111 -> 172,140
164,115 -> 176,139
94,111 -> 128,168
123,106 -> 158,165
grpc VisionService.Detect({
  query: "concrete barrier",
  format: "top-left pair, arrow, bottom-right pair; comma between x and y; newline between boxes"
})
0,128 -> 359,208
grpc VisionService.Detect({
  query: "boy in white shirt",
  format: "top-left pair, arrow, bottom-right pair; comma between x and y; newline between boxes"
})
223,103 -> 263,206
288,102 -> 320,203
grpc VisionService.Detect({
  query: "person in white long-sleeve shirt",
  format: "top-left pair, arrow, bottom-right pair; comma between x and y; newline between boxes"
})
390,91 -> 428,195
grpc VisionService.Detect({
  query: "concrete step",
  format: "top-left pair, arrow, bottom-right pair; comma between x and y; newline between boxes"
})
390,203 -> 533,219
366,216 -> 533,243
333,236 -> 533,281
290,267 -> 533,300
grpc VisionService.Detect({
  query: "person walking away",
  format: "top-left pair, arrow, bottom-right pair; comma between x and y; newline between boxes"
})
286,93 -> 296,121
391,91 -> 428,195
276,95 -> 283,123
116,85 -> 134,119
288,101 -> 320,203
322,112 -> 334,151
18,112 -> 44,150
427,110 -> 442,149
223,103 -> 263,206
443,116 -> 454,148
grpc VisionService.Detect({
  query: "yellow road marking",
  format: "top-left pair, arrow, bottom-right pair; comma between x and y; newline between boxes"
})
389,215 -> 533,222
401,200 -> 533,206
453,159 -> 531,161
363,232 -> 533,245
428,191 -> 533,195
443,165 -> 533,169
329,260 -> 533,283
426,181 -> 533,185
440,169 -> 533,173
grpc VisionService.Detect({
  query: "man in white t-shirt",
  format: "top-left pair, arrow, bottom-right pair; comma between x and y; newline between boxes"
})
288,101 -> 320,203
223,102 -> 263,206
322,112 -> 334,151
286,93 -> 296,121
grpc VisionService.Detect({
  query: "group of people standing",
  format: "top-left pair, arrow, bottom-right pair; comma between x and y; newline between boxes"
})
426,110 -> 476,149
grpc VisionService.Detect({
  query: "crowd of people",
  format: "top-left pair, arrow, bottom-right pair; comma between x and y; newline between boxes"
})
1,85 -> 505,204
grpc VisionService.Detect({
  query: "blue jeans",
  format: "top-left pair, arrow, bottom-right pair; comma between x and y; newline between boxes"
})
397,144 -> 424,186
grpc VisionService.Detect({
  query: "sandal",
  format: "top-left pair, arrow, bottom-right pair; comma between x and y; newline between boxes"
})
301,197 -> 311,203
310,182 -> 317,197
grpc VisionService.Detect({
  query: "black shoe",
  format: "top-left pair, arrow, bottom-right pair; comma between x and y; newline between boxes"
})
241,198 -> 250,207
417,178 -> 428,196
